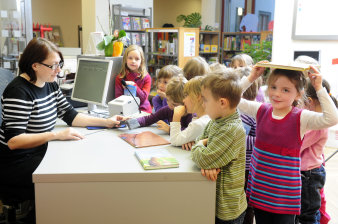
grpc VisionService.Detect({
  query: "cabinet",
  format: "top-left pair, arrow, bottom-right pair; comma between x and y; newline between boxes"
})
112,4 -> 152,47
145,27 -> 199,77
0,0 -> 33,73
199,31 -> 220,64
221,32 -> 260,66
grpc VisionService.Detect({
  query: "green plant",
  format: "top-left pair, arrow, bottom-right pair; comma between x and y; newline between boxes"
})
242,40 -> 272,63
96,30 -> 127,57
176,12 -> 202,28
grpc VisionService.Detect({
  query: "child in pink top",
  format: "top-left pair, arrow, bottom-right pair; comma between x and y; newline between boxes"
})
297,79 -> 338,224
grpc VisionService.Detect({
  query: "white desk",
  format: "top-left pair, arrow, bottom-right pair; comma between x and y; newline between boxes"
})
33,123 -> 216,224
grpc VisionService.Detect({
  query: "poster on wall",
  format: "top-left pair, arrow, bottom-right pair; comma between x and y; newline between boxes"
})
184,32 -> 195,57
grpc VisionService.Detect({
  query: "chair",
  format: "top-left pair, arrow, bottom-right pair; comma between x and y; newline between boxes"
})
0,68 -> 15,124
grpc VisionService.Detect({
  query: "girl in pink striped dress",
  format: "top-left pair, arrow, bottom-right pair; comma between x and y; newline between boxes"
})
238,65 -> 338,224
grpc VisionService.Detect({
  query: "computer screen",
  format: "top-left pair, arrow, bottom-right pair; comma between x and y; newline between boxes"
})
71,58 -> 113,106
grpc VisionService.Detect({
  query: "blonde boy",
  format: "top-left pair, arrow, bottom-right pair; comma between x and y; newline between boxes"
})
191,72 -> 247,224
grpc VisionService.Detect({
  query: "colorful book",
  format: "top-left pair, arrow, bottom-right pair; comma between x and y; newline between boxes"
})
122,16 -> 131,30
131,33 -> 141,45
131,17 -> 141,30
141,18 -> 150,29
135,148 -> 179,170
255,62 -> 312,72
119,131 -> 170,148
141,33 -> 146,46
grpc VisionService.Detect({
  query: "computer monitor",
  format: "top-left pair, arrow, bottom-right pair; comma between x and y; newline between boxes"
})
71,58 -> 113,108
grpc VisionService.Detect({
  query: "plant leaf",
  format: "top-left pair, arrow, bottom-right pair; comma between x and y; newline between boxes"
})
103,35 -> 113,46
96,40 -> 105,50
118,30 -> 126,39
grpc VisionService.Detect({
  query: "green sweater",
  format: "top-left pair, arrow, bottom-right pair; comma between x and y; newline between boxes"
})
191,111 -> 247,221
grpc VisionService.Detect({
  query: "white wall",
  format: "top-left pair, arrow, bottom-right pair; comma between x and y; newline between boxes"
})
272,0 -> 338,96
201,0 -> 217,29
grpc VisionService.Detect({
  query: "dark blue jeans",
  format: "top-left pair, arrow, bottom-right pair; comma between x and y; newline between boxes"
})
298,165 -> 326,224
216,211 -> 246,224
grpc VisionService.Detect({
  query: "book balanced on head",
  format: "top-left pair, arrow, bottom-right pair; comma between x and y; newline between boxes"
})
255,61 -> 315,72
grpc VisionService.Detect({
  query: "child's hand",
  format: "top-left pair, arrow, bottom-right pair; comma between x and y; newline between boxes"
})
156,120 -> 170,133
198,138 -> 208,146
126,81 -> 135,86
173,105 -> 186,122
201,168 -> 221,181
248,61 -> 267,83
308,65 -> 323,92
182,141 -> 195,151
157,89 -> 166,99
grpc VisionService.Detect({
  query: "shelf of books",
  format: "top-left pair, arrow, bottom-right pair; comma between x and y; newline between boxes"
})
113,4 -> 152,47
221,32 -> 260,65
145,27 -> 199,78
199,31 -> 220,64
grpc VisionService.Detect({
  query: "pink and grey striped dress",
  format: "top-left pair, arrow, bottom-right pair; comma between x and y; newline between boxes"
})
246,103 -> 303,215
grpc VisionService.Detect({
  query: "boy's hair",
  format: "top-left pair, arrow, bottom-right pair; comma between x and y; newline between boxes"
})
209,62 -> 227,73
233,67 -> 258,101
183,56 -> 210,80
306,78 -> 337,108
201,72 -> 242,109
230,54 -> 253,68
119,45 -> 147,79
267,69 -> 306,106
156,65 -> 183,83
184,76 -> 204,110
165,76 -> 187,104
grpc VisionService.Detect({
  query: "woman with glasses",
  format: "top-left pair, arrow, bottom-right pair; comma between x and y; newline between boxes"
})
0,38 -> 123,223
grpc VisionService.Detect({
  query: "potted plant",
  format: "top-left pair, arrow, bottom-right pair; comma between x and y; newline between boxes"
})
176,12 -> 202,28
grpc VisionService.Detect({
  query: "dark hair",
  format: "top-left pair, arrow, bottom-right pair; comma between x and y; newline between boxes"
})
267,69 -> 306,106
19,38 -> 63,83
306,78 -> 337,108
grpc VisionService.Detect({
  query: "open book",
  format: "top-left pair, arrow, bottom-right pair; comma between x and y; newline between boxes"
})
135,148 -> 179,170
255,62 -> 313,72
119,131 -> 170,148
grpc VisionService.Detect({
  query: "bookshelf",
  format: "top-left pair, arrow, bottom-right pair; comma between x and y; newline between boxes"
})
145,27 -> 200,77
112,4 -> 152,47
221,32 -> 260,66
199,31 -> 220,64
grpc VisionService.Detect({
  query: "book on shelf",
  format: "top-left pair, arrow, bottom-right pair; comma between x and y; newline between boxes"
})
126,32 -> 132,45
141,18 -> 150,29
131,17 -> 142,30
119,131 -> 170,148
135,148 -> 179,170
210,45 -> 218,53
141,33 -> 146,46
255,62 -> 312,72
121,16 -> 131,30
131,33 -> 141,45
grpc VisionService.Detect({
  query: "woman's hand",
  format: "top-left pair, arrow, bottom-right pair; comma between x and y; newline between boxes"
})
201,168 -> 221,181
56,128 -> 84,141
156,120 -> 170,133
182,141 -> 195,151
173,105 -> 186,122
106,115 -> 126,128
308,65 -> 323,92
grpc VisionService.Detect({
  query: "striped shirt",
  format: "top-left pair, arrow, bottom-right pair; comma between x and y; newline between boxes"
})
191,111 -> 247,221
240,113 -> 256,170
0,76 -> 77,160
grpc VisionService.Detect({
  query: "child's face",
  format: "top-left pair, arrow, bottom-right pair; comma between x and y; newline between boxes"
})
231,60 -> 243,69
183,94 -> 194,113
268,75 -> 301,115
157,78 -> 170,92
167,96 -> 182,110
201,87 -> 223,120
127,50 -> 142,72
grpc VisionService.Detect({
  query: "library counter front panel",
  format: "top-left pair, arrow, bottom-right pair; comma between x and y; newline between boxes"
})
33,124 -> 216,224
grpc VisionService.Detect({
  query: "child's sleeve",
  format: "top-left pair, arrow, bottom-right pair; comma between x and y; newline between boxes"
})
170,118 -> 209,146
238,76 -> 263,118
152,95 -> 162,112
114,75 -> 124,98
135,74 -> 151,104
136,106 -> 171,127
191,125 -> 243,169
300,88 -> 338,135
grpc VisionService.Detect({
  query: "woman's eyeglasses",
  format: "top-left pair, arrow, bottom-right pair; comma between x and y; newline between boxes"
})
39,61 -> 64,70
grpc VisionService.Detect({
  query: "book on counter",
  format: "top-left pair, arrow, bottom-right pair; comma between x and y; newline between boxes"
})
255,62 -> 312,72
119,131 -> 170,148
135,148 -> 179,170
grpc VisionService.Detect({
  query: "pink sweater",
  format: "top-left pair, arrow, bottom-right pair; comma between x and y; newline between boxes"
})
300,129 -> 328,171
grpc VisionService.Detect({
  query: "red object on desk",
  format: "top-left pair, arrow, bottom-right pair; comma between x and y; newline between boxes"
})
332,58 -> 338,65
33,23 -> 53,38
